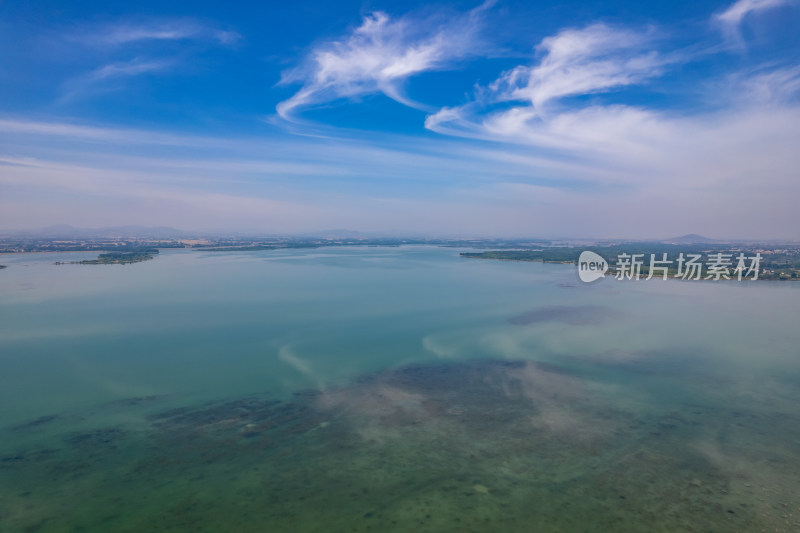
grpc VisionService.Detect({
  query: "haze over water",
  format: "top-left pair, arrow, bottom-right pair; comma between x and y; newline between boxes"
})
1,246 -> 799,531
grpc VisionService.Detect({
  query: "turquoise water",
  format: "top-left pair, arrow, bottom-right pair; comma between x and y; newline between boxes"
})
1,246 -> 799,531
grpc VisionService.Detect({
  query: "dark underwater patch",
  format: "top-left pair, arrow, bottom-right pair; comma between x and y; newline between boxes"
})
508,305 -> 620,326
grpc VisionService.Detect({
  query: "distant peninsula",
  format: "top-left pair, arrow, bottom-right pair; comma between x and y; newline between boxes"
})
462,244 -> 800,281
57,250 -> 158,265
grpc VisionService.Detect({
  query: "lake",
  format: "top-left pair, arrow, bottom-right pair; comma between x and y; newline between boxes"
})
1,246 -> 799,532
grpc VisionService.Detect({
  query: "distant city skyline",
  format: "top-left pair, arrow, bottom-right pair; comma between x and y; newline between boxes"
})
1,0 -> 799,239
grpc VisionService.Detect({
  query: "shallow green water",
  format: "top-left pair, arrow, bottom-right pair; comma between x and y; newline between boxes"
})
1,246 -> 799,531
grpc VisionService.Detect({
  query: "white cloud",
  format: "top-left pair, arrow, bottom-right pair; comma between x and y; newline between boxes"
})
419,19 -> 800,240
730,65 -> 800,104
715,0 -> 794,28
55,19 -> 240,100
489,24 -> 663,113
98,24 -> 200,44
425,23 -> 669,147
3,3 -> 799,239
713,0 -> 797,46
84,20 -> 241,47
3,100 -> 798,239
60,58 -> 173,101
425,22 -> 800,173
85,58 -> 172,82
276,1 -> 495,120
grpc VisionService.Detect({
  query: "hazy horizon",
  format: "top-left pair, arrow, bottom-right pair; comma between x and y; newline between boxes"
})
2,223 -> 797,244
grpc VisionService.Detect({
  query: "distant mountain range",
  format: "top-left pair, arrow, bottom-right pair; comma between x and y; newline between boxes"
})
3,225 -> 193,239
0,226 -> 420,240
1,227 -> 789,244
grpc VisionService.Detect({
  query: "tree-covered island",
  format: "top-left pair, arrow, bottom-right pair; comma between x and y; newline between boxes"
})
57,249 -> 158,265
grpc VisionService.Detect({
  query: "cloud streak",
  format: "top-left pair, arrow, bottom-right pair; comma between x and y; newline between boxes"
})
490,24 -> 663,112
3,101 -> 799,240
80,19 -> 241,47
85,58 -> 172,82
57,18 -> 239,100
423,19 -> 800,168
425,23 -> 669,148
2,2 -> 799,239
414,17 -> 800,240
715,0 -> 795,29
713,0 -> 797,45
727,65 -> 800,104
59,58 -> 174,101
277,1 -> 495,120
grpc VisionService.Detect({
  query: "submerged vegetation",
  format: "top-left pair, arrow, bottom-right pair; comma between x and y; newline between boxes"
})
3,358 -> 799,532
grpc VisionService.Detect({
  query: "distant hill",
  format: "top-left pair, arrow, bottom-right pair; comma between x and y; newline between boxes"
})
661,234 -> 720,244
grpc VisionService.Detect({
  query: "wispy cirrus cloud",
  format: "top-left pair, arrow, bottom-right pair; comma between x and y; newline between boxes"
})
714,0 -> 795,28
425,23 -> 669,144
420,17 -> 800,234
78,19 -> 241,47
60,58 -> 174,101
435,4 -> 797,238
84,58 -> 173,82
276,1 -> 495,120
0,115 -> 625,235
488,24 -> 664,113
2,100 -> 799,239
726,64 -> 800,104
57,18 -> 239,100
3,2 -> 798,239
713,0 -> 797,45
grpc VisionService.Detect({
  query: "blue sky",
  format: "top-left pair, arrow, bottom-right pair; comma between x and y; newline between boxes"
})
1,0 -> 799,238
